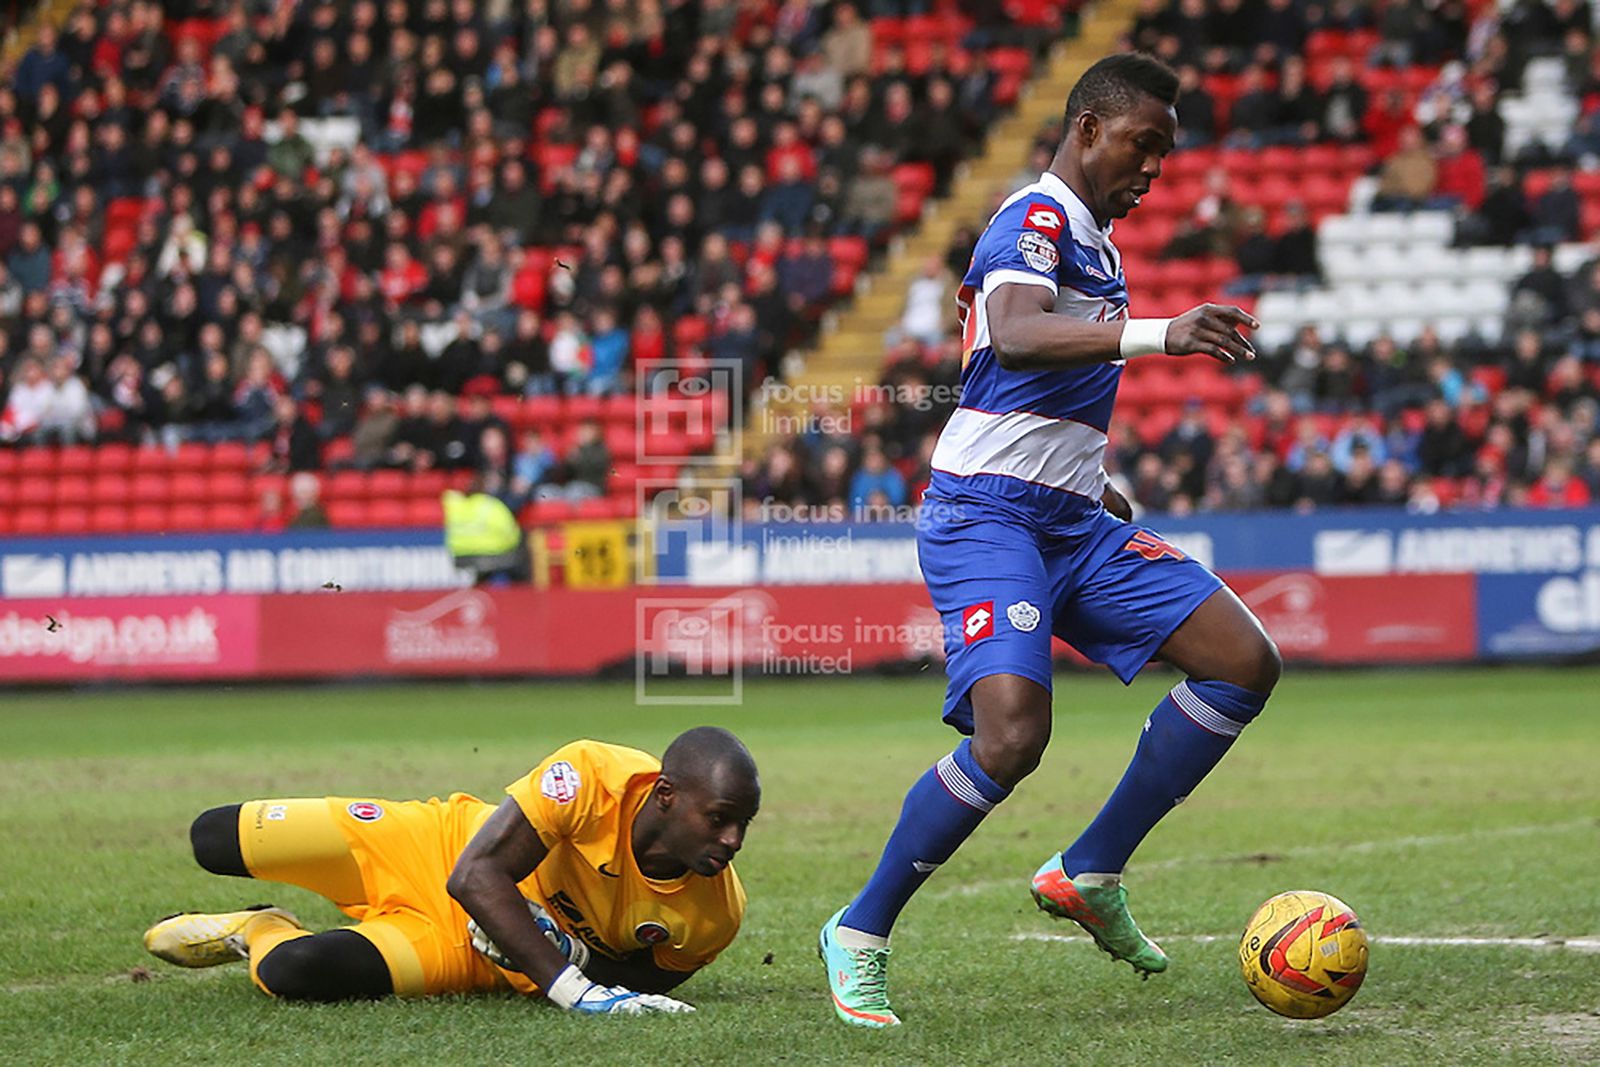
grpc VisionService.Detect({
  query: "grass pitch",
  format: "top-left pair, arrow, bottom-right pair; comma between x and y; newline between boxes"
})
2,667 -> 1598,1065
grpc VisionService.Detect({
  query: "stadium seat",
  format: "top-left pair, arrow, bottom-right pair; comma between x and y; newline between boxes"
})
89,505 -> 130,533
129,504 -> 168,533
405,498 -> 443,526
168,504 -> 208,531
210,441 -> 251,470
126,472 -> 165,504
525,499 -> 576,525
14,509 -> 51,536
326,500 -> 369,527
17,449 -> 56,476
54,477 -> 93,507
368,469 -> 408,499
56,447 -> 95,475
92,443 -> 135,473
168,473 -> 210,504
207,503 -> 254,531
54,506 -> 91,534
17,478 -> 54,507
326,470 -> 370,500
205,471 -> 251,504
366,500 -> 408,527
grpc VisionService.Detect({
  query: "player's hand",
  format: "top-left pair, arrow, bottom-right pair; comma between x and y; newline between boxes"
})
469,899 -> 591,971
1101,482 -> 1133,522
1166,304 -> 1259,364
547,964 -> 695,1015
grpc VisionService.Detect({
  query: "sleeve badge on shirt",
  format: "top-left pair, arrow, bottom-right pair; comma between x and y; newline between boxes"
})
540,760 -> 582,804
635,920 -> 672,946
1022,203 -> 1065,238
1015,230 -> 1059,275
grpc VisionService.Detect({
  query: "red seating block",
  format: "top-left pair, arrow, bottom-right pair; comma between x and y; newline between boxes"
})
168,504 -> 208,531
326,500 -> 368,527
17,449 -> 56,476
128,472 -> 168,503
14,509 -> 52,536
94,442 -> 136,473
129,504 -> 168,533
90,505 -> 131,533
210,441 -> 251,470
205,471 -> 251,504
168,472 -> 210,503
367,500 -> 408,527
207,503 -> 254,531
17,478 -> 54,507
54,476 -> 94,506
57,447 -> 95,475
406,498 -> 443,526
368,469 -> 408,499
54,506 -> 92,534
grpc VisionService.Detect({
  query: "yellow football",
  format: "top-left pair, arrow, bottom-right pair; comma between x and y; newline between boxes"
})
1239,890 -> 1368,1019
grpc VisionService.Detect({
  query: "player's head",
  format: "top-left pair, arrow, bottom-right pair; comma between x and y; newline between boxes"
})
1060,53 -> 1178,223
651,726 -> 761,877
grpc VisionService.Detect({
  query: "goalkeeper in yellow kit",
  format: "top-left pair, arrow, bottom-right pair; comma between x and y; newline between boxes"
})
142,728 -> 759,1014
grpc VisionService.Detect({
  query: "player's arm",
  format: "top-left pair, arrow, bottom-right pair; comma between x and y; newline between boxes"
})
986,282 -> 1259,370
449,798 -> 695,1014
447,798 -> 571,992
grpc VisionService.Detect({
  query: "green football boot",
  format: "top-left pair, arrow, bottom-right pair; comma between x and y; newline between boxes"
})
1031,855 -> 1169,976
818,907 -> 900,1028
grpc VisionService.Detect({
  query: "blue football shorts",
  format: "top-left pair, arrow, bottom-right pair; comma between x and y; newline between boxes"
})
919,501 -> 1224,733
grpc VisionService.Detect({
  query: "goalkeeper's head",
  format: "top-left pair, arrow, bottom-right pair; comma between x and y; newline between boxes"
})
638,727 -> 761,879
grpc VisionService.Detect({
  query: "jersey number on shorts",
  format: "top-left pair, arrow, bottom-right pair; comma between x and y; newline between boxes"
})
1123,530 -> 1186,562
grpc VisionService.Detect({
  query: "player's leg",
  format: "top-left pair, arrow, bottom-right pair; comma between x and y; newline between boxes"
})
1059,584 -> 1279,879
147,799 -> 392,998
1037,521 -> 1279,972
822,511 -> 1049,1027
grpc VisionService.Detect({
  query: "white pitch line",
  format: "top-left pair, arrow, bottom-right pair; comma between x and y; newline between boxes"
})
1014,933 -> 1600,953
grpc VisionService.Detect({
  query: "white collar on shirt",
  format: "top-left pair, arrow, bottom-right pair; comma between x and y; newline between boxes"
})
1037,170 -> 1113,241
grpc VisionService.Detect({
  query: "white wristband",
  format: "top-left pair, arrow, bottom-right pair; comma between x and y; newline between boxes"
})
1119,318 -> 1171,359
545,964 -> 589,1009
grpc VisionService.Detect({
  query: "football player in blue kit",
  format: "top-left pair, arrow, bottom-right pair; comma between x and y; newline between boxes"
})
820,53 -> 1282,1027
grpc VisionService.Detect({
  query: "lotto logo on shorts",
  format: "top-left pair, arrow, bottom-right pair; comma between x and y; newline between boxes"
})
346,801 -> 384,822
962,601 -> 994,644
541,760 -> 582,804
1124,529 -> 1186,562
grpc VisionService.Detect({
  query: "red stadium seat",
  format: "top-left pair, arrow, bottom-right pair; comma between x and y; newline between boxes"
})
405,498 -> 444,526
325,470 -> 370,500
206,503 -> 254,531
56,447 -> 94,475
524,499 -> 576,525
168,472 -> 210,503
410,470 -> 447,498
210,441 -> 251,470
90,505 -> 131,533
205,471 -> 251,504
54,506 -> 91,534
128,504 -> 168,533
126,472 -> 165,504
326,500 -> 368,527
167,504 -> 208,531
17,449 -> 56,476
14,509 -> 52,536
368,469 -> 408,499
366,500 -> 408,527
54,476 -> 93,506
17,478 -> 54,507
93,442 -> 136,473
169,443 -> 211,471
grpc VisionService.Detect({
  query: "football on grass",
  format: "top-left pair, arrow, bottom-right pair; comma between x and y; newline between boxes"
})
1239,890 -> 1368,1019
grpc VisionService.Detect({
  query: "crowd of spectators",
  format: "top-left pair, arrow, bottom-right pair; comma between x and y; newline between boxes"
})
0,0 -> 1029,518
749,0 -> 1600,518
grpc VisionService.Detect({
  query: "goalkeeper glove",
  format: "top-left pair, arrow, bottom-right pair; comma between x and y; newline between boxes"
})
545,964 -> 695,1015
468,898 -> 591,971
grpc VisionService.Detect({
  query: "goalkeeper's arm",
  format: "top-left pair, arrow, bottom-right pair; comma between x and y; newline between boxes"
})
447,797 -> 573,994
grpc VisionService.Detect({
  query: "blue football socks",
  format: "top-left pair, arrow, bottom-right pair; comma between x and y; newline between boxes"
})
842,738 -> 1011,938
1060,678 -> 1267,877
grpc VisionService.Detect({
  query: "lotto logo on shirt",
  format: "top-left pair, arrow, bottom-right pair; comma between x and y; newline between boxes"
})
962,602 -> 995,644
1022,203 -> 1064,239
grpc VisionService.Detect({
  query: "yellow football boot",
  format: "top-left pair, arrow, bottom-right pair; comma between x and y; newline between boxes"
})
143,905 -> 302,967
